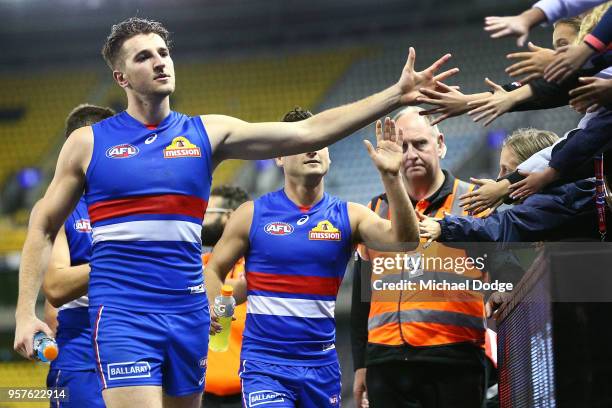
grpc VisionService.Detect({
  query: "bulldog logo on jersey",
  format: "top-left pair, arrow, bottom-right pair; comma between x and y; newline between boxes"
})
73,219 -> 91,233
163,136 -> 201,158
106,144 -> 139,159
309,220 -> 341,241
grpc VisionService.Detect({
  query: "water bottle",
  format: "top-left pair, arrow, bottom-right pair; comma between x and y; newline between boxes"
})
33,332 -> 58,362
209,285 -> 236,352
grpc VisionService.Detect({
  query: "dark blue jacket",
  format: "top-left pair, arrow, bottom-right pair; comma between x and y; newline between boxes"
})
438,180 -> 597,243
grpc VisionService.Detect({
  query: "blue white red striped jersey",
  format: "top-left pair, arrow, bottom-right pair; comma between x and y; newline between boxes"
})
85,111 -> 212,313
242,189 -> 353,366
52,196 -> 95,371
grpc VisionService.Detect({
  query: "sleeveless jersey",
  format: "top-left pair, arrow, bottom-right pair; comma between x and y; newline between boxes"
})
52,197 -> 94,371
85,111 -> 212,313
242,190 -> 352,366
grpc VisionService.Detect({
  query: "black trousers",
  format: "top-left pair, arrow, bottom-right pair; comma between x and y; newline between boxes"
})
202,392 -> 242,408
366,361 -> 485,408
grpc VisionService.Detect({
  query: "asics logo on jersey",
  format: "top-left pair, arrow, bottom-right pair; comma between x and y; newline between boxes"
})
74,219 -> 91,233
248,391 -> 286,406
297,215 -> 309,226
106,144 -> 139,159
309,220 -> 341,241
163,136 -> 201,158
264,222 -> 294,236
145,134 -> 158,144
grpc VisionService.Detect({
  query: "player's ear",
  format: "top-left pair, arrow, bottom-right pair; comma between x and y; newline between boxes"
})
113,70 -> 129,89
274,157 -> 284,167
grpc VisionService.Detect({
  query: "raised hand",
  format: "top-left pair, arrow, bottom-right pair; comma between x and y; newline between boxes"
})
569,77 -> 612,113
484,8 -> 546,47
364,118 -> 403,176
396,47 -> 459,106
417,212 -> 442,246
506,42 -> 555,83
544,43 -> 595,83
460,178 -> 509,215
416,81 -> 473,125
14,315 -> 53,360
468,78 -> 514,126
508,168 -> 559,201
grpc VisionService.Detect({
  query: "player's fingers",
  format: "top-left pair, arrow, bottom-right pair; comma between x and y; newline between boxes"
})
406,47 -> 415,72
388,118 -> 397,143
418,106 -> 446,115
484,77 -> 504,92
430,113 -> 450,126
363,140 -> 376,159
520,73 -> 541,83
419,88 -> 446,99
433,67 -> 459,83
467,101 -> 491,115
568,84 -> 595,97
506,51 -> 531,60
427,53 -> 452,74
374,120 -> 382,143
586,103 -> 601,113
517,33 -> 528,47
483,112 -> 500,126
490,28 -> 513,39
435,80 -> 455,93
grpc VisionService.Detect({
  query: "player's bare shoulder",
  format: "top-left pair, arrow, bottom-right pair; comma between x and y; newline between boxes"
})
61,126 -> 94,175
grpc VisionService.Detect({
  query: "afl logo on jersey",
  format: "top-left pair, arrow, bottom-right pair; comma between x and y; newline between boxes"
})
264,222 -> 294,236
74,219 -> 92,233
106,144 -> 139,159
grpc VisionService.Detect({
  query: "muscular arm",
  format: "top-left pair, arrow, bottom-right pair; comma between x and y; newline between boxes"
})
42,225 -> 90,308
204,202 -> 253,306
14,127 -> 91,359
205,49 -> 457,164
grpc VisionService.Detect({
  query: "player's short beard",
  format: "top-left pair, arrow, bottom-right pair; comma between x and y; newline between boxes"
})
202,219 -> 225,247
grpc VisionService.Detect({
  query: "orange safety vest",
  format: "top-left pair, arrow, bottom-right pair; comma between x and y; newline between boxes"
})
203,253 -> 247,397
362,178 -> 487,348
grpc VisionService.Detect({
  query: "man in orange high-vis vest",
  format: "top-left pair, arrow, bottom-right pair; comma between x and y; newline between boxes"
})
351,107 -> 506,408
202,185 -> 249,408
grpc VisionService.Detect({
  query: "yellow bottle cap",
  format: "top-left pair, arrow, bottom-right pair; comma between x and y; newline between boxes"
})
44,345 -> 59,361
221,285 -> 233,297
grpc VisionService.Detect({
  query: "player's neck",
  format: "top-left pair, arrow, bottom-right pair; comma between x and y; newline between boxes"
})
126,93 -> 171,126
283,177 -> 325,208
404,169 -> 445,202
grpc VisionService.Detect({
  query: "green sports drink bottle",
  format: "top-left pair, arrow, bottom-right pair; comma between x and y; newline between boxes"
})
209,285 -> 236,352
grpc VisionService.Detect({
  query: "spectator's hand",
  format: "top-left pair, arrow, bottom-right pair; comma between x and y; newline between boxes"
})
209,308 -> 223,335
509,168 -> 559,201
460,178 -> 509,215
364,118 -> 403,176
467,78 -> 513,126
416,81 -> 473,125
506,42 -> 555,83
544,43 -> 595,83
14,314 -> 53,359
353,368 -> 369,408
486,291 -> 513,318
397,47 -> 459,106
418,212 -> 442,246
484,14 -> 531,46
569,77 -> 612,113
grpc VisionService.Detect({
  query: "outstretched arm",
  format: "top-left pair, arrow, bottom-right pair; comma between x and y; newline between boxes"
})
349,119 -> 418,247
206,48 -> 458,164
42,225 -> 90,308
14,127 -> 90,359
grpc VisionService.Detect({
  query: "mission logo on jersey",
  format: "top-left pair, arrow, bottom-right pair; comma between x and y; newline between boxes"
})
163,136 -> 201,158
309,220 -> 341,241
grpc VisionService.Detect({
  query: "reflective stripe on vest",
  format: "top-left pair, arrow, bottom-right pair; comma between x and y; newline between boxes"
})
366,178 -> 486,347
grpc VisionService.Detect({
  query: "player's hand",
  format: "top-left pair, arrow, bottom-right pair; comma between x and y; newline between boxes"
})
506,42 -> 555,83
353,368 -> 369,408
508,168 -> 559,201
364,118 -> 403,176
460,178 -> 509,215
397,47 -> 459,106
416,81 -> 472,125
544,43 -> 595,83
486,291 -> 513,319
418,212 -> 441,246
467,78 -> 514,126
569,77 -> 612,113
14,314 -> 53,359
484,14 -> 531,46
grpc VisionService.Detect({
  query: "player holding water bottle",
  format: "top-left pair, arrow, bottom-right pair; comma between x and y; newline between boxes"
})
206,108 -> 419,408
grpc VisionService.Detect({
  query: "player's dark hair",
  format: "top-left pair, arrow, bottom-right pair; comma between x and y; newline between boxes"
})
102,17 -> 171,69
210,185 -> 250,211
281,107 -> 314,122
65,104 -> 115,138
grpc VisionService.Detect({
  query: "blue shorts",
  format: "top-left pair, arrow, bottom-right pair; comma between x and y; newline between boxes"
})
239,360 -> 341,408
47,368 -> 105,408
89,305 -> 210,397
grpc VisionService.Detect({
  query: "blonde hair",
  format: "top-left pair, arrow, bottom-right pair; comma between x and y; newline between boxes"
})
503,128 -> 559,163
553,17 -> 582,33
577,1 -> 612,43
